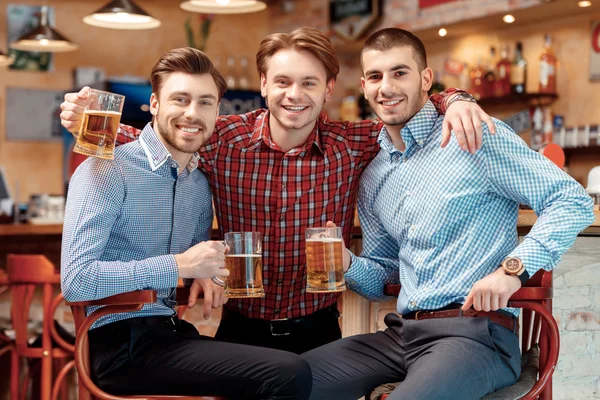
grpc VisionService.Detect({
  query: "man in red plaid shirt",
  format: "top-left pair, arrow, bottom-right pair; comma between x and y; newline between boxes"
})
60,27 -> 494,354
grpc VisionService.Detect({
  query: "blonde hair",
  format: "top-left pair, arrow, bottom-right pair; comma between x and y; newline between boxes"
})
256,27 -> 340,81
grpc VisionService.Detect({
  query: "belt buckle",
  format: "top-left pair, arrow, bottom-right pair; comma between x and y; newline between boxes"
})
414,310 -> 424,320
269,318 -> 290,336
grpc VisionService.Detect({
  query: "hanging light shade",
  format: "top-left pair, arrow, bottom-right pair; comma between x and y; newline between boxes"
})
180,0 -> 267,14
83,0 -> 161,30
10,6 -> 78,53
0,51 -> 14,67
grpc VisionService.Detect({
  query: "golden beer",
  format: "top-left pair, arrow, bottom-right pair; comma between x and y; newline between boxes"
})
74,110 -> 121,159
225,254 -> 264,298
305,238 -> 345,293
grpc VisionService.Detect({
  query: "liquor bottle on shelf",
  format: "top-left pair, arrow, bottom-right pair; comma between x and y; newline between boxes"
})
539,34 -> 557,94
510,42 -> 527,95
429,71 -> 446,95
531,106 -> 543,150
340,89 -> 360,122
470,57 -> 486,100
542,107 -> 554,145
495,45 -> 511,97
459,62 -> 471,91
484,46 -> 497,98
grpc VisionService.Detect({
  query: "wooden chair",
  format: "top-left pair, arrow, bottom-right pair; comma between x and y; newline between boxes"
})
0,268 -> 14,395
66,286 -> 226,400
7,254 -> 75,400
377,270 -> 558,400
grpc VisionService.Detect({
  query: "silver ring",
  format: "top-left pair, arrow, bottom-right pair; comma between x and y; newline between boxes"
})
211,276 -> 225,287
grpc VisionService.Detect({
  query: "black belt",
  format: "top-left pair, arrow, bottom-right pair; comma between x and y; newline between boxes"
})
221,305 -> 340,336
90,315 -> 180,338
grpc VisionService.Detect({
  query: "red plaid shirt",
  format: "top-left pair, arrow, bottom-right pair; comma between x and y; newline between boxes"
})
116,90 -> 459,320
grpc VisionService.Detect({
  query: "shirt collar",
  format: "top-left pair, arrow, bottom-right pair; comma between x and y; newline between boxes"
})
139,123 -> 200,173
377,100 -> 439,155
249,110 -> 324,155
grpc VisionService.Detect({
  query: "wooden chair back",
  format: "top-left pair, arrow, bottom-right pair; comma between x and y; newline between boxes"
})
67,286 -> 225,400
7,254 -> 75,400
383,269 -> 558,400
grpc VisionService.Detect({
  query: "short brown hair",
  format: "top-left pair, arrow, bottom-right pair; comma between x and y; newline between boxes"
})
361,28 -> 427,72
256,27 -> 340,82
150,47 -> 227,99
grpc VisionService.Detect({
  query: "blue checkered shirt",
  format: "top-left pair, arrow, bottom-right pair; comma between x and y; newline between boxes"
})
345,101 -> 595,316
61,124 -> 213,328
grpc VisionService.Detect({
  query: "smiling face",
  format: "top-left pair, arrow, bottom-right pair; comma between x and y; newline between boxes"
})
361,46 -> 432,130
150,71 -> 219,158
260,48 -> 334,137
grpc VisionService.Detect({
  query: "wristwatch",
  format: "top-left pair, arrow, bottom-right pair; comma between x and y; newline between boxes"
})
501,257 -> 529,286
445,92 -> 477,108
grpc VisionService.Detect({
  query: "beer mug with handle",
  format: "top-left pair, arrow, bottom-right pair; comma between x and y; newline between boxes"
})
73,89 -> 124,160
222,232 -> 265,298
305,227 -> 346,293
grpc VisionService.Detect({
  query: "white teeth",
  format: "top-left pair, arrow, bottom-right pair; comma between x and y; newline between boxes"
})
180,127 -> 199,133
283,106 -> 307,112
382,100 -> 401,106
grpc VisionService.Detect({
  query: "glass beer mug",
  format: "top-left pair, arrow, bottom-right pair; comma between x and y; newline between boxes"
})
305,227 -> 346,293
73,89 -> 124,160
221,232 -> 265,298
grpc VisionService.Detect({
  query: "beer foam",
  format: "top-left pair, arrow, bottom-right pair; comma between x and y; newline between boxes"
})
306,238 -> 343,242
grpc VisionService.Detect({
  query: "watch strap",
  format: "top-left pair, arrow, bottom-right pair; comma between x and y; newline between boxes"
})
518,269 -> 530,286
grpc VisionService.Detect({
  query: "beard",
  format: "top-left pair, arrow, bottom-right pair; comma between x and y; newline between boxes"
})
155,111 -> 207,154
373,82 -> 425,127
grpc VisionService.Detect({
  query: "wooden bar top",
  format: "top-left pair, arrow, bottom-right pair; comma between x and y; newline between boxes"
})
0,210 -> 598,237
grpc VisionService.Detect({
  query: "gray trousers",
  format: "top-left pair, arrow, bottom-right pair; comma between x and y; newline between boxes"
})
302,313 -> 521,400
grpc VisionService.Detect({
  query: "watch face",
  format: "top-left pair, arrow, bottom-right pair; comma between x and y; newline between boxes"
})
505,258 -> 522,273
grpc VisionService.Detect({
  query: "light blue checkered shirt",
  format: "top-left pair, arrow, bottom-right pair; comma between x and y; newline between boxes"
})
61,123 -> 213,328
345,101 -> 595,316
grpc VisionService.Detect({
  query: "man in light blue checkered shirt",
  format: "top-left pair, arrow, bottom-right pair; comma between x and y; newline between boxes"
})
61,48 -> 312,399
304,29 -> 595,400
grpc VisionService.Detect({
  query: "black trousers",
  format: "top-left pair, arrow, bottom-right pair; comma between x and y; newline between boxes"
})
303,313 -> 522,400
215,304 -> 342,354
89,316 -> 312,399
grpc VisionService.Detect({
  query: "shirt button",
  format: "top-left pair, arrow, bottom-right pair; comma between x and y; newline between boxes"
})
282,184 -> 286,189
410,301 -> 417,308
280,215 -> 284,220
274,309 -> 280,314
416,257 -> 422,263
405,191 -> 411,196
410,225 -> 416,231
276,280 -> 283,285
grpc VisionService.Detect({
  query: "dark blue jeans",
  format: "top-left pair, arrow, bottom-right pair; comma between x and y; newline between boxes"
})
303,313 -> 521,400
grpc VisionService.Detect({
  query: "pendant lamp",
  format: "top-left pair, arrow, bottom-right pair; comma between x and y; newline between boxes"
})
10,6 -> 78,53
180,0 -> 267,14
83,0 -> 161,30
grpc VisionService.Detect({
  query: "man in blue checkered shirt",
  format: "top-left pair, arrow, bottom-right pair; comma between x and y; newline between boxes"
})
303,28 -> 595,400
61,48 -> 312,399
